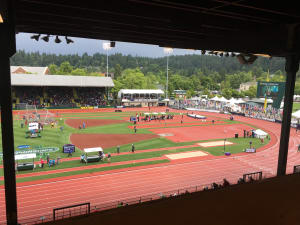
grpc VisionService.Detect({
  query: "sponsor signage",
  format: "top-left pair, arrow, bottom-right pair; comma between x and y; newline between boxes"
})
17,145 -> 30,149
0,147 -> 60,158
63,144 -> 75,153
245,148 -> 256,153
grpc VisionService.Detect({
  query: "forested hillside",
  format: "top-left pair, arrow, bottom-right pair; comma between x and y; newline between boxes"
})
11,50 -> 300,99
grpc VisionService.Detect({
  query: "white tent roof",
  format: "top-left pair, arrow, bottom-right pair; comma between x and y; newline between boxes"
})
292,110 -> 300,119
228,98 -> 238,104
15,153 -> 36,160
254,129 -> 268,136
210,96 -> 220,101
84,147 -> 103,153
118,89 -> 164,98
236,98 -> 245,104
219,96 -> 229,102
11,66 -> 49,75
11,74 -> 114,87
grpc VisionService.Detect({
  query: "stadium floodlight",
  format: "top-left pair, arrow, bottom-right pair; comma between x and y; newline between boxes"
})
163,47 -> 173,100
103,42 -> 112,51
30,34 -> 40,41
54,36 -> 61,43
163,47 -> 173,55
103,42 -> 112,76
65,36 -> 74,44
110,41 -> 116,48
41,35 -> 50,42
0,14 -> 3,23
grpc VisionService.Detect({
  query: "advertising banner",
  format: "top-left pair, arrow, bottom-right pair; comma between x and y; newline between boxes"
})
256,81 -> 285,109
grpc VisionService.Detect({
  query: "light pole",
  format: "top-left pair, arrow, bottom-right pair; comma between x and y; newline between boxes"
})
103,42 -> 112,103
163,47 -> 173,99
102,42 -> 112,77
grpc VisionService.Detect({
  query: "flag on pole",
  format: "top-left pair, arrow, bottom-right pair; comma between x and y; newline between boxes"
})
263,94 -> 267,113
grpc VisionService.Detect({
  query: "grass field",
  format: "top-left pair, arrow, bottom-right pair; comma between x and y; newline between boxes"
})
0,110 -> 270,183
293,102 -> 300,112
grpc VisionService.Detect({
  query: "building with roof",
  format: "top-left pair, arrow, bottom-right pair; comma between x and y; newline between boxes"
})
239,81 -> 257,92
118,89 -> 164,107
11,66 -> 49,75
10,68 -> 114,109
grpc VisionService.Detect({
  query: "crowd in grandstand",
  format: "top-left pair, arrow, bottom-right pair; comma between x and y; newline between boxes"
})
13,86 -> 107,108
175,99 -> 282,123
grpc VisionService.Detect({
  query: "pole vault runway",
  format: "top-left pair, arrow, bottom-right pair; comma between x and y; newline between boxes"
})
1,111 -> 300,223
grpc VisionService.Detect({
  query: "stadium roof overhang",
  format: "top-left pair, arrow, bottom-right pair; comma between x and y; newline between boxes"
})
8,0 -> 300,57
11,74 -> 114,87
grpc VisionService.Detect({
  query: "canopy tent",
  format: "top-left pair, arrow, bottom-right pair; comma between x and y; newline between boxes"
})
228,98 -> 239,104
118,89 -> 164,98
219,96 -> 229,103
15,153 -> 36,160
189,97 -> 201,101
254,129 -> 268,138
236,98 -> 246,104
210,96 -> 220,101
84,147 -> 103,153
15,153 -> 36,171
83,147 -> 103,163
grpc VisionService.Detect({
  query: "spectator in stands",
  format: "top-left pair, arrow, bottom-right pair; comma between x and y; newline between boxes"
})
237,177 -> 245,184
222,178 -> 230,187
212,182 -> 219,189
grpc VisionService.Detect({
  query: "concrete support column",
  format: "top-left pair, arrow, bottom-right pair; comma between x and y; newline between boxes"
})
0,23 -> 18,224
277,54 -> 299,176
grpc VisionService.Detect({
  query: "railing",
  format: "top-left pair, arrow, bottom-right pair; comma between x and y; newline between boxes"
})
53,202 -> 90,221
293,165 -> 300,174
1,172 -> 266,225
243,171 -> 263,182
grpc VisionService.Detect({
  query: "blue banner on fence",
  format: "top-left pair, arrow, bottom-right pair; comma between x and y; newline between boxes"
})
17,145 -> 30,149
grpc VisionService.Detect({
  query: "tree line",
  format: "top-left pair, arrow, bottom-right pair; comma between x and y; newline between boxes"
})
11,50 -> 300,99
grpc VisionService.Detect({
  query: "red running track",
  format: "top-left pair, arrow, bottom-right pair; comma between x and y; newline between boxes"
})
2,109 -> 300,224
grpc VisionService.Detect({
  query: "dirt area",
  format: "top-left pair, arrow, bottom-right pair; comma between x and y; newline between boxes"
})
70,133 -> 159,149
65,119 -> 125,129
150,123 -> 253,142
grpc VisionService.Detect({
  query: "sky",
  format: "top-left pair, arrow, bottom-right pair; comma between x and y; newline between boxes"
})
16,33 -> 200,58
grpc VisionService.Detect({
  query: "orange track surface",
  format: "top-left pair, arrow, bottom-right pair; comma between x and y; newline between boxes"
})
2,107 -> 300,224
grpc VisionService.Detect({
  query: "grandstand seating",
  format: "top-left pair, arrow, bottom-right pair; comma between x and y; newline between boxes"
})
12,86 -> 106,108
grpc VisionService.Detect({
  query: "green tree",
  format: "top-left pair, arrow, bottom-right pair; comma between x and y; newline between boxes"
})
114,64 -> 122,79
59,61 -> 73,74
